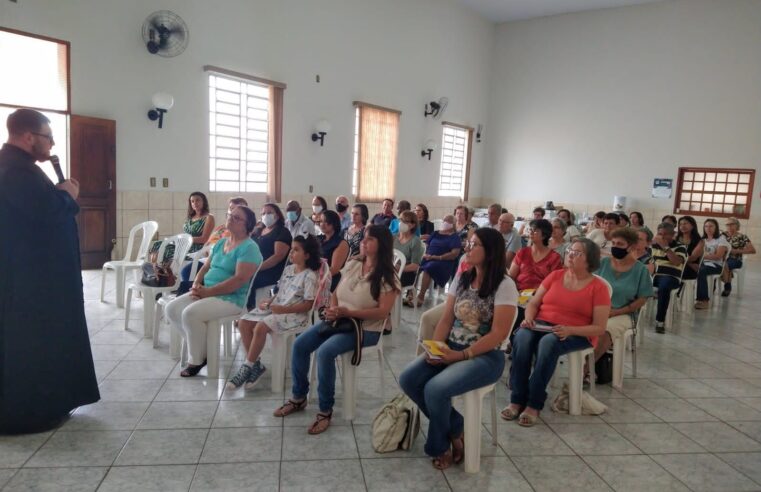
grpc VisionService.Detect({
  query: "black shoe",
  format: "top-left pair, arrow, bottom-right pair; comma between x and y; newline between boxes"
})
721,289 -> 731,297
655,322 -> 665,334
383,328 -> 391,336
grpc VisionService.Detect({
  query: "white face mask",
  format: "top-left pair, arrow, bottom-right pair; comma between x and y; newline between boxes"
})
441,222 -> 453,231
312,205 -> 323,214
398,223 -> 410,234
262,213 -> 276,227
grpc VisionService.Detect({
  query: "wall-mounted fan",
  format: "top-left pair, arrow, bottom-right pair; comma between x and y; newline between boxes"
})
141,10 -> 189,57
424,97 -> 449,119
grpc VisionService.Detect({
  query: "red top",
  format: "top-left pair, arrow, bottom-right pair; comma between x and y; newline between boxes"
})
513,247 -> 562,290
536,269 -> 611,347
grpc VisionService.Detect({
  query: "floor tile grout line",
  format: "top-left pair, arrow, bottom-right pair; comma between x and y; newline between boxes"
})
711,451 -> 761,488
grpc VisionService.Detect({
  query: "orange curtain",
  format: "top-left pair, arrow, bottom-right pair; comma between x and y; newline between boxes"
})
357,105 -> 399,202
267,86 -> 283,203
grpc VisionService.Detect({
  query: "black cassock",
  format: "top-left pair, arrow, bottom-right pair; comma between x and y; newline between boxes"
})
0,143 -> 99,433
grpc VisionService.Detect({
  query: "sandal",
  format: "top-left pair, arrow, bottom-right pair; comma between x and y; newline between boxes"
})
307,411 -> 332,435
180,359 -> 207,377
500,405 -> 523,421
451,434 -> 464,464
518,411 -> 539,427
432,450 -> 453,470
273,398 -> 307,417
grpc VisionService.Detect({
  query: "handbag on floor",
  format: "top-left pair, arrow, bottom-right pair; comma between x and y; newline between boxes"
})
372,393 -> 421,453
595,351 -> 613,385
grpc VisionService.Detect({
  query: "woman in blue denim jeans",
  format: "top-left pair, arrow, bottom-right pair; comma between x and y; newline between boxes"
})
399,228 -> 518,470
503,238 -> 611,427
272,225 -> 400,435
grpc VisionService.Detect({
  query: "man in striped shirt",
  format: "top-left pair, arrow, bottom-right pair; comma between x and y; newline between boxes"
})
652,222 -> 687,333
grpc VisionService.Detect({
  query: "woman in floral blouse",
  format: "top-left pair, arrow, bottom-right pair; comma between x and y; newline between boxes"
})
720,217 -> 756,296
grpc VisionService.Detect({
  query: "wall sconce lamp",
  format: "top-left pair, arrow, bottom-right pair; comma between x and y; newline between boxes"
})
476,124 -> 483,143
311,119 -> 331,146
147,92 -> 174,129
421,139 -> 437,160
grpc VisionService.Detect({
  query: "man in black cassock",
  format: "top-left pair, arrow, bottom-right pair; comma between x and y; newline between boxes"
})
0,108 -> 99,433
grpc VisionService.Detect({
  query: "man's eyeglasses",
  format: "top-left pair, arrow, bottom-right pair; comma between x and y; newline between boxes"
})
32,132 -> 55,144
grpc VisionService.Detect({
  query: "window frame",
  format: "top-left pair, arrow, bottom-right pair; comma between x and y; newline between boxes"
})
204,65 -> 285,202
673,167 -> 755,219
437,121 -> 473,201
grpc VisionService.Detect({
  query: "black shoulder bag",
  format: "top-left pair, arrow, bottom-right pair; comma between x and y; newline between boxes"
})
318,317 -> 365,366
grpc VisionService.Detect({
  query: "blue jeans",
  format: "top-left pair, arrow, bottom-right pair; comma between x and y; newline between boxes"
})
509,328 -> 591,411
696,263 -> 723,301
399,346 -> 504,457
290,322 -> 381,412
653,275 -> 681,322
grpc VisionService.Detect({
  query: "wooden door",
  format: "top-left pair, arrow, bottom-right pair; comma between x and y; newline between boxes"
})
70,115 -> 116,269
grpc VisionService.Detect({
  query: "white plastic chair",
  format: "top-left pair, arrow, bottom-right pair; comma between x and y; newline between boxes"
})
611,309 -> 642,390
391,249 -> 407,332
181,264 -> 261,378
101,221 -> 158,308
454,308 -> 518,473
708,249 -> 730,309
124,234 -> 192,337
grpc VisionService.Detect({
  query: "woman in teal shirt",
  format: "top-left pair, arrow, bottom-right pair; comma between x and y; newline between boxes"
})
594,227 -> 653,362
167,205 -> 262,377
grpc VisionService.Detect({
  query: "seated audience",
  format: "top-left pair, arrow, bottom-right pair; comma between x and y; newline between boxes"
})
629,211 -> 652,238
503,238 -> 610,426
454,205 -> 478,246
285,200 -> 314,238
415,203 -> 435,241
227,235 -> 322,390
584,210 -> 606,234
248,203 -> 293,308
344,204 -> 368,258
371,198 -> 396,227
508,219 -> 563,329
335,195 -> 352,231
677,215 -> 703,281
587,212 -> 621,256
633,228 -> 655,275
485,203 -> 503,229
557,208 -> 582,241
400,228 -> 517,469
395,211 -> 425,298
720,217 -> 756,296
389,200 -> 412,234
180,197 -> 247,287
414,215 -> 462,306
167,206 -> 261,377
594,228 -> 653,362
651,222 -> 687,333
318,210 -> 350,291
272,226 -> 400,434
184,191 -> 215,254
310,195 -> 328,230
661,215 -> 677,227
548,217 -> 569,260
519,207 -> 546,241
694,219 -> 730,309
498,212 -> 521,267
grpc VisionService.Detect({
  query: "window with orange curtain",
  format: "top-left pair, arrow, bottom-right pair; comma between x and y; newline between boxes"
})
352,102 -> 401,202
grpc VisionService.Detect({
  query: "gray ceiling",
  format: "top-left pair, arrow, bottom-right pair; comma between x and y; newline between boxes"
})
457,0 -> 665,23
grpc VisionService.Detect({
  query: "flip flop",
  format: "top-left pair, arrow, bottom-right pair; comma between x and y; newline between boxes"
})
500,405 -> 523,421
518,411 -> 539,427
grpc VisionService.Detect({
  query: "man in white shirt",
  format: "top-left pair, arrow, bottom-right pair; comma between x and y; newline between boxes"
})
587,213 -> 620,257
285,200 -> 315,238
498,212 -> 521,268
335,195 -> 351,231
485,203 -> 503,229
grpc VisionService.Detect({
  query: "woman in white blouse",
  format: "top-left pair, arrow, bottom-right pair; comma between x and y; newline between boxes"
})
694,219 -> 730,309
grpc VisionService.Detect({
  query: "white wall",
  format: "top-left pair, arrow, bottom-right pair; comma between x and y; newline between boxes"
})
485,0 -> 761,218
1,0 -> 495,200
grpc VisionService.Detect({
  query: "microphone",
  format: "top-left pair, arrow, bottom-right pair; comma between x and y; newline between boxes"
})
49,155 -> 65,184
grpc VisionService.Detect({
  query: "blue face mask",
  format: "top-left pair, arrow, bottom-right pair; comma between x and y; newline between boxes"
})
287,211 -> 298,223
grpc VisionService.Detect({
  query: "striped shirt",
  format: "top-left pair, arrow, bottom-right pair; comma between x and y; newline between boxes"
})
652,241 -> 687,280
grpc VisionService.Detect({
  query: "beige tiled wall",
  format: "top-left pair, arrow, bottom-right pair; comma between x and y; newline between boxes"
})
114,191 -> 477,260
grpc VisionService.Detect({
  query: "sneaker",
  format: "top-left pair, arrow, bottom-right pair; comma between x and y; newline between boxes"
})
694,300 -> 709,310
243,361 -> 267,390
655,322 -> 665,334
226,364 -> 253,390
721,289 -> 731,297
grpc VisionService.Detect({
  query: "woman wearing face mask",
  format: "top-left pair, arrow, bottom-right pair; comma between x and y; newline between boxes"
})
593,228 -> 653,363
318,210 -> 350,291
248,203 -> 292,309
413,215 -> 462,307
310,196 -> 328,232
395,211 -> 425,305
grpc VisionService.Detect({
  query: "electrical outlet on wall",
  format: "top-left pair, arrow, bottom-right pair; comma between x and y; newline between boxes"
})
309,185 -> 313,193
150,177 -> 156,187
162,178 -> 169,188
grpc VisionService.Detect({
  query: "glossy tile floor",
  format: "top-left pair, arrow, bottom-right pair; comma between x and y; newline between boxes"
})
2,266 -> 761,491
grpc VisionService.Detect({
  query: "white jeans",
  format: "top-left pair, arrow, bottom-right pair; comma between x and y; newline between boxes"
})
166,294 -> 240,365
